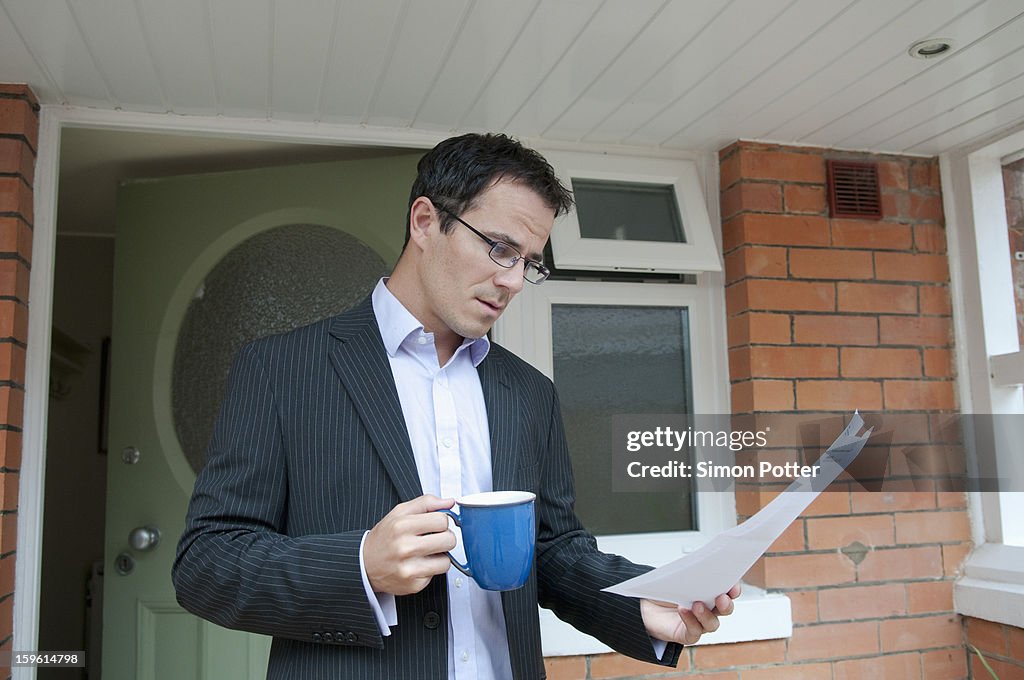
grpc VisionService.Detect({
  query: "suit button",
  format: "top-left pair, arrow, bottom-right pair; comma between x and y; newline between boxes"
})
346,632 -> 359,643
312,632 -> 323,642
323,632 -> 334,642
335,631 -> 345,642
423,611 -> 441,629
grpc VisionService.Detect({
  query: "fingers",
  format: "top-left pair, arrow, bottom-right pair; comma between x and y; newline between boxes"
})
691,601 -> 721,634
715,592 -> 736,617
676,607 -> 705,645
728,583 -> 742,599
393,494 -> 456,516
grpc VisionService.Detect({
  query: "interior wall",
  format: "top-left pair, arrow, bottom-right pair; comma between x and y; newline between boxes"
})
38,235 -> 113,680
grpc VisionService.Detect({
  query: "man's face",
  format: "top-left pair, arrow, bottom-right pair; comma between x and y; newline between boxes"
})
414,179 -> 554,342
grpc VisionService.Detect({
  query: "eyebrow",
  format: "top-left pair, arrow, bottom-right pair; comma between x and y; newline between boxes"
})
489,231 -> 544,263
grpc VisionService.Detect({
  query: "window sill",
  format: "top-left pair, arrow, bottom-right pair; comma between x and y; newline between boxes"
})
954,542 -> 1024,629
540,583 -> 792,656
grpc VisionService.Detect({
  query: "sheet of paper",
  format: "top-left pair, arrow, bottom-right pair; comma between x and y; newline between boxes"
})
602,413 -> 872,608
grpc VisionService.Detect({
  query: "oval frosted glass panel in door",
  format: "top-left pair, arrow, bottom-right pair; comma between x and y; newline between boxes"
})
552,304 -> 695,535
171,224 -> 388,474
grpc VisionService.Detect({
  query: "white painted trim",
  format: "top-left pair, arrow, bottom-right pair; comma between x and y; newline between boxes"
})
12,104 -> 717,671
990,351 -> 1024,387
13,106 -> 61,680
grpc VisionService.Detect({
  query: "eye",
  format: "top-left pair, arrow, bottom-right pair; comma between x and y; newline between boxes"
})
490,241 -> 519,264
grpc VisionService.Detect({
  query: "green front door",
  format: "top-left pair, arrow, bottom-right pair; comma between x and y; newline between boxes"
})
101,149 -> 419,679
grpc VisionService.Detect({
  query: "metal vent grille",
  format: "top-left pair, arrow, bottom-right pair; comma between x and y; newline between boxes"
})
827,160 -> 881,219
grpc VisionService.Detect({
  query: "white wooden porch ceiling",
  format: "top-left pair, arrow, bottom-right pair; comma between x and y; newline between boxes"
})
1,0 -> 1023,156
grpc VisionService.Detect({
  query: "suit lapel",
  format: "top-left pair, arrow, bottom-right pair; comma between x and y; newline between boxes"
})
327,299 -> 423,503
478,349 -> 521,493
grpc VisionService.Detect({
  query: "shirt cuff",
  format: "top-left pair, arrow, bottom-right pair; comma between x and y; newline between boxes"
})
359,531 -> 398,635
652,638 -> 668,660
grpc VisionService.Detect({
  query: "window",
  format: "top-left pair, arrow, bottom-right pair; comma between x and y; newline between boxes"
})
542,150 -> 722,274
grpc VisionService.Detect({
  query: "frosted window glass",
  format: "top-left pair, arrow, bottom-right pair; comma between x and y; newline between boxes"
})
572,179 -> 686,243
172,224 -> 388,473
552,304 -> 695,535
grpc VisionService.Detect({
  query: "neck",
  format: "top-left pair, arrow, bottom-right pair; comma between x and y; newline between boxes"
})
387,258 -> 461,365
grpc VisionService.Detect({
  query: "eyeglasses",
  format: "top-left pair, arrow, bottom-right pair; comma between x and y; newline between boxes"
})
435,205 -> 550,285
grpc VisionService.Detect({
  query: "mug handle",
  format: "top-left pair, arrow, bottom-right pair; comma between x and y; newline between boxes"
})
439,509 -> 472,577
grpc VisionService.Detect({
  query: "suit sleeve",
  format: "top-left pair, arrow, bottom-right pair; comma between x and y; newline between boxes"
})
171,341 -> 385,649
534,384 -> 684,667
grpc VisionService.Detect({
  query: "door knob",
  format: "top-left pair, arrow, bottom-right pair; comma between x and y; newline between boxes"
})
128,525 -> 161,551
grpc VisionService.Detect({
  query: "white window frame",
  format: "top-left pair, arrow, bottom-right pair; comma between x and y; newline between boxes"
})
542,150 -> 722,274
942,125 -> 1024,628
494,277 -> 792,654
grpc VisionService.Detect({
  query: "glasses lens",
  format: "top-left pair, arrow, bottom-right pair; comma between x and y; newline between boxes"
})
489,242 -> 519,268
524,263 -> 550,284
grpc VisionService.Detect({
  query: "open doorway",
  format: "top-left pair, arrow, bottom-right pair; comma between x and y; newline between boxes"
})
38,127 -> 417,678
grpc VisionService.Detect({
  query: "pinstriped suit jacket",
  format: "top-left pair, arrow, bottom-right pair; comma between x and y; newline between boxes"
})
172,296 -> 683,679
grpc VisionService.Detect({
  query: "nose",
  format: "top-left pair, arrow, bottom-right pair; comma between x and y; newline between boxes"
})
493,259 -> 526,297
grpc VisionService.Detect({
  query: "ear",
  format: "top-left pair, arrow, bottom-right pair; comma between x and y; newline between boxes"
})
408,196 -> 439,250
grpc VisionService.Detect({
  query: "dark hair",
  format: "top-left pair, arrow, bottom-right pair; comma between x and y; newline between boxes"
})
404,133 -> 574,246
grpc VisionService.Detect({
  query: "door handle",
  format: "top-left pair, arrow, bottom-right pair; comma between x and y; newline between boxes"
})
128,525 -> 161,551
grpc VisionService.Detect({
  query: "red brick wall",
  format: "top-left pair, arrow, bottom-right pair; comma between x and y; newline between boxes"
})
964,617 -> 1024,679
543,141 -> 974,679
0,84 -> 37,671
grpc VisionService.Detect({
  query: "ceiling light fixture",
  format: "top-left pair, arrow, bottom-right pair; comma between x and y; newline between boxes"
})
908,38 -> 954,59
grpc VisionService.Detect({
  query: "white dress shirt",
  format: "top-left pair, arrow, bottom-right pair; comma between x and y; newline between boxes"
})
357,278 -> 514,680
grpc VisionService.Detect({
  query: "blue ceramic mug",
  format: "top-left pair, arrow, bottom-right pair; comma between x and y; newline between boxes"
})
441,491 -> 536,591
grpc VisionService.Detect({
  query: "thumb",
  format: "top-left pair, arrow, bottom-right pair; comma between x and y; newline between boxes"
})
397,494 -> 456,516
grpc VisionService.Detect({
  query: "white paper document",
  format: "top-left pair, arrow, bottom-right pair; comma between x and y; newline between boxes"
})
603,413 -> 872,608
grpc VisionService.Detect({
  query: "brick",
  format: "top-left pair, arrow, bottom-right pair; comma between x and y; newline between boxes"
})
942,543 -> 971,577
741,150 -> 826,184
0,554 -> 13,597
749,346 -> 837,378
881,614 -> 962,652
914,224 -> 947,253
837,282 -> 918,314
1007,623 -> 1024,660
906,580 -> 954,614
768,521 -> 805,553
0,587 -> 12,643
817,583 -> 905,621
970,655 -> 1024,680
919,286 -> 952,315
910,160 -> 942,193
724,245 -> 788,284
909,193 -> 944,222
804,488 -> 852,516
0,472 -> 17,512
857,546 -> 943,581
543,656 -> 586,680
936,491 -> 966,509
895,510 -> 970,544
0,177 -> 33,224
720,149 -> 741,190
921,648 -> 969,680
0,217 -> 32,262
850,490 -> 935,514
731,380 -> 794,412
0,429 -> 23,470
924,349 -> 953,378
796,380 -> 882,411
0,511 -> 16,554
884,380 -> 956,411
0,98 -> 39,151
728,279 -> 835,313
878,160 -> 910,191
831,219 -> 912,250
807,514 -> 895,550
723,213 -> 830,251
743,663 -> 832,680
752,552 -> 857,589
0,84 -> 40,108
786,620 -> 878,661
0,138 -> 34,185
788,590 -> 819,624
721,181 -> 783,219
841,347 -> 921,378
793,315 -> 877,346
0,387 -> 24,428
693,638 -> 786,669
879,316 -> 952,346
790,248 -> 873,280
0,343 -> 25,385
834,652 -> 922,679
875,252 -> 949,283
784,184 -> 827,214
0,301 -> 28,343
882,192 -> 912,221
0,260 -> 30,302
589,652 -> 670,678
727,312 -> 790,347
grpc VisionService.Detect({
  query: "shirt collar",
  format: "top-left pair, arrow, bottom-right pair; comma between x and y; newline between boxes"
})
371,278 -> 490,367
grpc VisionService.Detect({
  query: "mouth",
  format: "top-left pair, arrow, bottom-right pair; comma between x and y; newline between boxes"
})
477,298 -> 506,315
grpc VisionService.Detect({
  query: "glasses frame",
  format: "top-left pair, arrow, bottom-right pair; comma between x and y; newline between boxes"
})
434,204 -> 550,285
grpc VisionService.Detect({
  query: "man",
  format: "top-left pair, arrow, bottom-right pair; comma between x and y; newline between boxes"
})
173,133 -> 739,679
